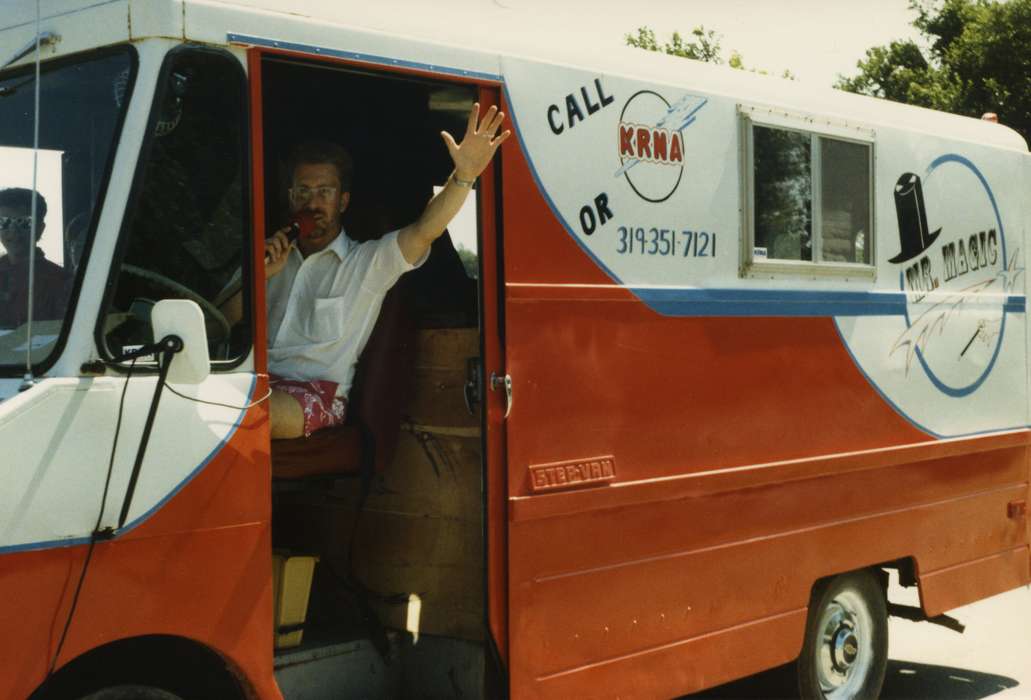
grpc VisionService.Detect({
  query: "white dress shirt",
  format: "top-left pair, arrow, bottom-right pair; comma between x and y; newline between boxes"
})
267,229 -> 422,398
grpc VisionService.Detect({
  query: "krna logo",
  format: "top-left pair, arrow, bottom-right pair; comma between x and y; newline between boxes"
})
614,91 -> 706,203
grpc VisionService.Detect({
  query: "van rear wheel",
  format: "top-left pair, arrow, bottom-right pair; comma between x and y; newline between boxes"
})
78,686 -> 184,700
796,569 -> 888,700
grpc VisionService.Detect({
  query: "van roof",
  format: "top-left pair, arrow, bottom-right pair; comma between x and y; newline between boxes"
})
3,0 -> 1027,153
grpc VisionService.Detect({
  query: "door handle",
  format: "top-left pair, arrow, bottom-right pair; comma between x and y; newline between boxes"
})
464,357 -> 482,415
490,372 -> 513,418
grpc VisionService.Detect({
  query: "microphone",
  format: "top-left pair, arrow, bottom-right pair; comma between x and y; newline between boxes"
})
265,210 -> 318,264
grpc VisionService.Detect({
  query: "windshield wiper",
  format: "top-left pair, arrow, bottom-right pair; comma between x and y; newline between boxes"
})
1,31 -> 60,72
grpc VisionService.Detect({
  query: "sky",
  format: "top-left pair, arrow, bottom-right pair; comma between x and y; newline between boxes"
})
506,0 -> 924,88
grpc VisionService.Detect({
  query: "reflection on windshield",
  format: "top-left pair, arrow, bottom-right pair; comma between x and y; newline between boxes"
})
0,49 -> 133,369
101,49 -> 249,364
0,186 -> 71,353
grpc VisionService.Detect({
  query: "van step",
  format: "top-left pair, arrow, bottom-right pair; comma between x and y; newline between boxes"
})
275,635 -> 398,699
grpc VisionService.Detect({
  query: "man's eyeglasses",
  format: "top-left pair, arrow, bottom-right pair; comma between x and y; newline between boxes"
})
0,216 -> 32,233
289,186 -> 338,204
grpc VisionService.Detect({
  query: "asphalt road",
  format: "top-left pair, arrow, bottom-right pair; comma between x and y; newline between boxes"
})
686,578 -> 1031,699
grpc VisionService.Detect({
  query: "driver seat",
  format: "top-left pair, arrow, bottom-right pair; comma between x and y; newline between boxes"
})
270,281 -> 415,479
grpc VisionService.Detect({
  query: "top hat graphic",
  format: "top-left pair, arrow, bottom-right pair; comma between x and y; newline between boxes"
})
890,172 -> 941,264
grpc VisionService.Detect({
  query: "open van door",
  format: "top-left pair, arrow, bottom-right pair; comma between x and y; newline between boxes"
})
476,85 -> 513,692
489,90 -> 649,698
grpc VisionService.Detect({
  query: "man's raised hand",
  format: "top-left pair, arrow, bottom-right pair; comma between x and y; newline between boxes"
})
441,103 -> 511,182
398,103 -> 511,264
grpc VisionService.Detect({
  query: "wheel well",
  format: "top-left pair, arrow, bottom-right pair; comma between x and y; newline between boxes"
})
807,557 -> 919,603
29,635 -> 248,700
881,556 -> 918,588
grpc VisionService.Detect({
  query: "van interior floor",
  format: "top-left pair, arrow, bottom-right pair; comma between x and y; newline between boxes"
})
273,626 -> 486,700
272,474 -> 488,699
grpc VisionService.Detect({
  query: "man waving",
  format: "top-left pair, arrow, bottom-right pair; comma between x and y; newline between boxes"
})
261,103 -> 509,439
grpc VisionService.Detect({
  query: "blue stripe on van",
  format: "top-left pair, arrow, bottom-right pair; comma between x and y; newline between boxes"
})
630,288 -> 1026,318
226,34 -> 503,82
633,288 -> 908,317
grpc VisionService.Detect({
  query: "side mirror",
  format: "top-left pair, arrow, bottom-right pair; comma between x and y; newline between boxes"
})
151,299 -> 210,384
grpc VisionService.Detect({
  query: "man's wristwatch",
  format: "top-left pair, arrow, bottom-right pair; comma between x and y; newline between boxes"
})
451,171 -> 475,188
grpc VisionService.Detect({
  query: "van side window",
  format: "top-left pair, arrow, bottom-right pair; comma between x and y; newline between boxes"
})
744,110 -> 873,277
99,48 -> 250,364
820,138 -> 871,264
753,126 -> 813,262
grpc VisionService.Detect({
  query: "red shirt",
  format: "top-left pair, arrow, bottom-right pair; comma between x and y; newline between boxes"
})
0,250 -> 74,329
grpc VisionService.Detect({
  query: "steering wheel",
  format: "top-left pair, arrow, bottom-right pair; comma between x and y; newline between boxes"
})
119,263 -> 232,342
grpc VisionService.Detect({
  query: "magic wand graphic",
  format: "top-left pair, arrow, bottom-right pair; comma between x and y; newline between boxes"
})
959,320 -> 986,358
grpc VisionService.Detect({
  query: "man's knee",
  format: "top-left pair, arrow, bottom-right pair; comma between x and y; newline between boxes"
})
270,388 -> 305,439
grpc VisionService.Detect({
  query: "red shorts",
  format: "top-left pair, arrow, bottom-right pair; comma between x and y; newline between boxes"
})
270,374 -> 347,437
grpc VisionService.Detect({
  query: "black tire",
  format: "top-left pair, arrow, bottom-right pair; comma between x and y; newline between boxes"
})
77,687 -> 184,700
796,569 -> 888,700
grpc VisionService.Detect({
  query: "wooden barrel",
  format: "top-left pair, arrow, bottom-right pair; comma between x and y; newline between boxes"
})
326,327 -> 485,641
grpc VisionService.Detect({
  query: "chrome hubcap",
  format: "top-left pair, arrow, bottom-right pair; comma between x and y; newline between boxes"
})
831,628 -> 859,671
815,590 -> 874,698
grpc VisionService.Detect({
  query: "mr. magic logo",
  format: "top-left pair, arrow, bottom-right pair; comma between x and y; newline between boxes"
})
890,154 -> 1023,396
614,91 -> 707,203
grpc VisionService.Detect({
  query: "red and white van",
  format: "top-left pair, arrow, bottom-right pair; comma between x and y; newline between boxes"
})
1,2 -> 1028,698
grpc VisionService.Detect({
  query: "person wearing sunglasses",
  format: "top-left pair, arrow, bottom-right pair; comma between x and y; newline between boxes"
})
0,187 -> 73,329
255,102 -> 510,440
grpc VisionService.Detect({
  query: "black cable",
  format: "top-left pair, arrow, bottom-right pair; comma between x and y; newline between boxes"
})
117,346 -> 180,529
48,357 -> 137,677
46,352 -> 265,672
46,342 -> 264,675
94,357 -> 138,539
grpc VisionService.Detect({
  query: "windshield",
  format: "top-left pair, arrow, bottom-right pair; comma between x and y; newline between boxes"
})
0,48 -> 134,371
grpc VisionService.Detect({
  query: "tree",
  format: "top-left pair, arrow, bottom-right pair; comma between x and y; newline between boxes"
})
625,26 -> 785,76
838,0 -> 1031,141
625,26 -> 733,66
455,243 -> 478,279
